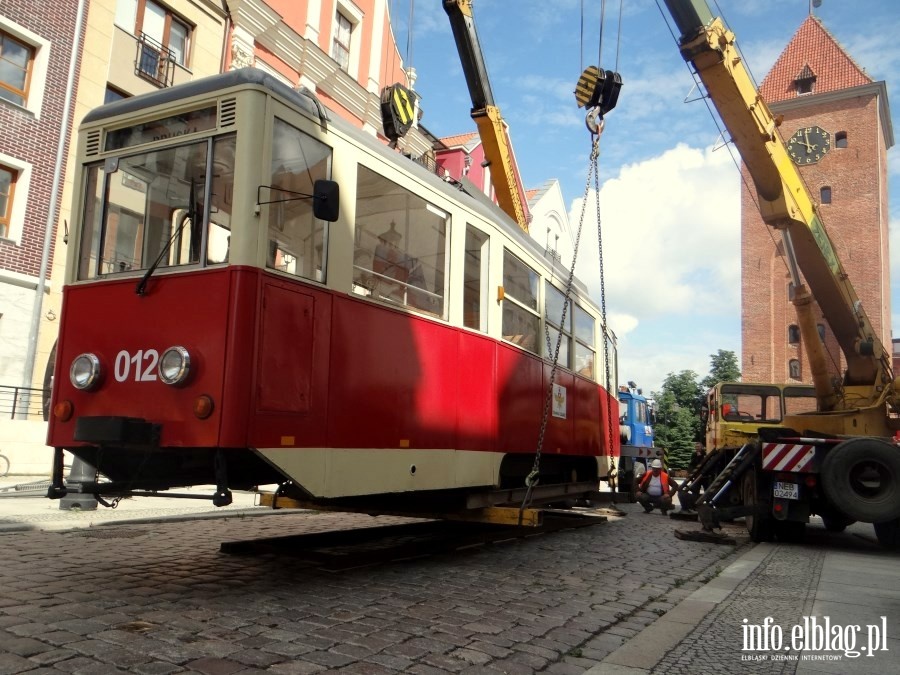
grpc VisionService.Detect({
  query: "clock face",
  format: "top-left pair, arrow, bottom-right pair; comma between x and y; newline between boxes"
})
787,125 -> 831,164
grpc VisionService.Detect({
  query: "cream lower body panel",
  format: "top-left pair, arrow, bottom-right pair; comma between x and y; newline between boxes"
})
257,447 -> 505,499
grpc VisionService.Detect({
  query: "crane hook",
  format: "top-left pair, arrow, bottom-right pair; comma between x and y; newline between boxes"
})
586,108 -> 605,137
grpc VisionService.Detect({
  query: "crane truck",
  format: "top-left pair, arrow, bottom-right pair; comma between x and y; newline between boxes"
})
659,0 -> 900,548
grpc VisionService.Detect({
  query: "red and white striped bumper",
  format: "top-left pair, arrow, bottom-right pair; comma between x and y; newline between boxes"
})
762,442 -> 817,472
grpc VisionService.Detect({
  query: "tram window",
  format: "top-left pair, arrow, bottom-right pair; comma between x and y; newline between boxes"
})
503,251 -> 538,311
503,303 -> 540,353
545,283 -> 571,367
78,139 -> 210,278
352,166 -> 448,316
266,118 -> 332,281
79,165 -> 105,279
463,226 -> 488,331
501,250 -> 539,353
574,305 -> 595,378
601,329 -> 615,385
206,135 -> 236,265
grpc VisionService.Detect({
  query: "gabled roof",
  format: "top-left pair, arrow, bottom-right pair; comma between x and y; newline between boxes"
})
760,15 -> 871,104
439,131 -> 480,151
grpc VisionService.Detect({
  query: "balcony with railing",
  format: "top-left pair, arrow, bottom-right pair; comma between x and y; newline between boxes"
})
109,26 -> 192,95
135,32 -> 177,88
0,385 -> 49,421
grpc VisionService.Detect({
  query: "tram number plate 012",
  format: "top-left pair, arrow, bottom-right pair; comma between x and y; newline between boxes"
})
773,481 -> 799,500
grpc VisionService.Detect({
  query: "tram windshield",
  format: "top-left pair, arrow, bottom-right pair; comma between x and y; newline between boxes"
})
78,135 -> 236,280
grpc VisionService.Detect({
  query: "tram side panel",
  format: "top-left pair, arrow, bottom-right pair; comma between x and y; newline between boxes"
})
246,276 -> 332,449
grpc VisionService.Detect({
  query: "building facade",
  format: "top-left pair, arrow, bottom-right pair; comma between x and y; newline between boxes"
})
27,0 -> 429,397
741,16 -> 893,385
0,1 -> 85,392
225,0 -> 431,157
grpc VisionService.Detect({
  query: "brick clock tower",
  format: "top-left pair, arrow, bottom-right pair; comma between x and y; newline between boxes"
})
741,15 -> 894,384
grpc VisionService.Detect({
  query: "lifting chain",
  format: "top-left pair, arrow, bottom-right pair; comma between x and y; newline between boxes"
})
519,120 -> 608,522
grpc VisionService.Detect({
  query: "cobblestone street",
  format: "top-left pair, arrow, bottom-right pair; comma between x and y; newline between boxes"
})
0,504 -> 749,674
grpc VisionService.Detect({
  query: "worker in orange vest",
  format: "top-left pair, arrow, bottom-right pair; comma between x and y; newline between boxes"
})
636,458 -> 680,515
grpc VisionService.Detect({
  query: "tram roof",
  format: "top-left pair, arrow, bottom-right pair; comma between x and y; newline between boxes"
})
81,68 -> 593,304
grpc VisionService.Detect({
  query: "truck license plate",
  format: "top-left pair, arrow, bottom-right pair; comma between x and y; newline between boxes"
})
773,481 -> 799,500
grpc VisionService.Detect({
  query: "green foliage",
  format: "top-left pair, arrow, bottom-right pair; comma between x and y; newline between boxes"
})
700,349 -> 741,391
651,350 -> 740,468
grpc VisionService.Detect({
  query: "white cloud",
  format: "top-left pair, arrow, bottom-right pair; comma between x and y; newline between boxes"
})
565,143 -> 742,393
569,143 -> 740,317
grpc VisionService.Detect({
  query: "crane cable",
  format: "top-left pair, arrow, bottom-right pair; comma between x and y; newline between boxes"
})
520,0 -> 623,521
519,125 -> 612,521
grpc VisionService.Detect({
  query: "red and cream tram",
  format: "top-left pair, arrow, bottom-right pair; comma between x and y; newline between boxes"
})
47,69 -> 619,513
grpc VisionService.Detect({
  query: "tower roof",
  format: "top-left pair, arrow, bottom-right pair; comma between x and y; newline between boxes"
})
760,15 -> 871,103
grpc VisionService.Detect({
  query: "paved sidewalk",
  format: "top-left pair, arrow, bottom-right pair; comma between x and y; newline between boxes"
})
0,475 -> 292,532
585,521 -> 900,674
1,474 -> 897,674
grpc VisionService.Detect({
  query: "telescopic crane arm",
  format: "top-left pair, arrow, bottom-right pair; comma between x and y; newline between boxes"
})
662,0 -> 893,411
444,0 -> 530,232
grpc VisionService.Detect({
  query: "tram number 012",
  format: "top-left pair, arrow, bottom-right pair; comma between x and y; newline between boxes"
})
114,349 -> 159,382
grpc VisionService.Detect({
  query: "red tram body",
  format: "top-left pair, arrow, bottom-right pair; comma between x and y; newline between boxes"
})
47,70 -> 619,512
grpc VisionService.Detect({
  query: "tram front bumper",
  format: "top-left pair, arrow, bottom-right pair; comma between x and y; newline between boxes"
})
73,416 -> 161,446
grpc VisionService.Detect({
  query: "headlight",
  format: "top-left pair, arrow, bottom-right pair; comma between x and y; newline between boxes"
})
159,346 -> 191,385
70,353 -> 101,390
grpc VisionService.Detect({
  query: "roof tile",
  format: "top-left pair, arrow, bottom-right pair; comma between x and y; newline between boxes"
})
760,15 -> 871,103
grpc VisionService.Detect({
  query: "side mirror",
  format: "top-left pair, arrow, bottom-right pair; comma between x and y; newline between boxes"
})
700,403 -> 709,424
313,180 -> 340,222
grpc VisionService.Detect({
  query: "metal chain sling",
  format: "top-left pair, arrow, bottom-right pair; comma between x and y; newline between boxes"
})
519,123 -> 610,520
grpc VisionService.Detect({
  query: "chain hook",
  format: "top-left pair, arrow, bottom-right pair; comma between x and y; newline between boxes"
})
585,107 -> 605,138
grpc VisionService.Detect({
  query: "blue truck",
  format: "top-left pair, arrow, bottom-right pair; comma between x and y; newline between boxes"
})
617,383 -> 662,500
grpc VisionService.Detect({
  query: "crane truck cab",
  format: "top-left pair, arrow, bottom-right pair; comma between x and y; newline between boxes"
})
703,383 -> 817,453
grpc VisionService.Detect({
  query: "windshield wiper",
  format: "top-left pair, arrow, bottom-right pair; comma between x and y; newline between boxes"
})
136,180 -> 197,296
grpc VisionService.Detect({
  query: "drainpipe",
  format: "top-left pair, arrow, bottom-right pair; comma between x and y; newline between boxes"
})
220,1 -> 232,73
21,0 -> 88,402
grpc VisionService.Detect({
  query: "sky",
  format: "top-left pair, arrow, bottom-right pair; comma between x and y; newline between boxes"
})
394,0 -> 900,395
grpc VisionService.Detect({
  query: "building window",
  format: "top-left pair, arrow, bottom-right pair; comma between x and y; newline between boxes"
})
0,164 -> 17,238
104,86 -> 128,104
820,186 -> 832,204
794,64 -> 816,95
115,0 -> 191,66
332,11 -> 352,72
789,359 -> 801,379
788,324 -> 800,344
0,30 -> 34,107
836,131 -> 848,148
817,324 -> 826,342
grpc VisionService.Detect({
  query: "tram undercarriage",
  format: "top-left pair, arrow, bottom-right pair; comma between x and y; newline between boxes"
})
49,441 -> 606,516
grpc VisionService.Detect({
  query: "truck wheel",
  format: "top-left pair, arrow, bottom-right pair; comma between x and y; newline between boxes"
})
821,515 -> 855,532
742,465 -> 773,542
820,438 -> 900,523
873,519 -> 900,550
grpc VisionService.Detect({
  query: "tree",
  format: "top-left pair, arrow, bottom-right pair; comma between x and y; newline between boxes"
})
651,350 -> 742,469
700,349 -> 741,391
652,370 -> 702,469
